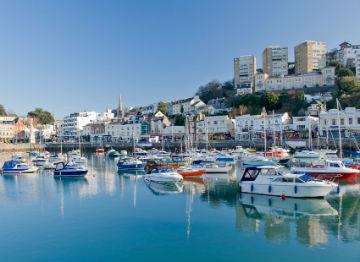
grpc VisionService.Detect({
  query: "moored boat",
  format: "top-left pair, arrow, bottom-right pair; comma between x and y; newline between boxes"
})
117,158 -> 145,171
1,160 -> 38,174
144,168 -> 183,183
177,166 -> 205,177
291,160 -> 360,183
239,166 -> 336,198
54,162 -> 88,177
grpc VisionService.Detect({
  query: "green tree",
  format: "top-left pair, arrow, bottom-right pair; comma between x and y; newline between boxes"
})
264,92 -> 281,110
173,115 -> 185,126
27,108 -> 55,125
0,104 -> 6,116
337,68 -> 354,78
337,77 -> 360,95
158,101 -> 168,116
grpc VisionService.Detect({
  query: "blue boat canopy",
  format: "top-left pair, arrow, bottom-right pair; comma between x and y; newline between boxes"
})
2,160 -> 19,169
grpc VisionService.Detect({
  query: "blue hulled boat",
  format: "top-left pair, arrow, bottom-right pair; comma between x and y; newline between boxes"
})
54,162 -> 88,177
117,158 -> 145,171
1,160 -> 38,174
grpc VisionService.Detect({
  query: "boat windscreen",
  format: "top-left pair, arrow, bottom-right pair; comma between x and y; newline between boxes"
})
241,168 -> 260,181
2,161 -> 17,169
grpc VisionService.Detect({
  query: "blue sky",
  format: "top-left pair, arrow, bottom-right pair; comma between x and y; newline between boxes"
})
0,0 -> 359,118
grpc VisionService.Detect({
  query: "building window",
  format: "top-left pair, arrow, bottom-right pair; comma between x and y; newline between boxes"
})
340,119 -> 344,125
349,118 -> 353,125
332,119 -> 336,125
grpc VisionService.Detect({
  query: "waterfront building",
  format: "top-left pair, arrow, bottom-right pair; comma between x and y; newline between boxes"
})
262,46 -> 288,76
235,112 -> 291,140
167,96 -> 206,116
295,40 -> 327,75
254,67 -> 335,92
319,107 -> 360,136
234,55 -> 256,94
150,111 -> 171,136
335,41 -> 360,67
37,124 -> 56,141
306,102 -> 326,117
59,111 -> 98,141
82,122 -> 108,143
196,115 -> 235,141
105,120 -> 141,142
291,116 -> 319,138
162,126 -> 185,141
0,116 -> 16,142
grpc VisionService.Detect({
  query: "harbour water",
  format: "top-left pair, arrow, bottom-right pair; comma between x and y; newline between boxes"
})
0,153 -> 359,261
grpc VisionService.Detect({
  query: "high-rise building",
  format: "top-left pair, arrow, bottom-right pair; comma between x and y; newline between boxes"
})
262,46 -> 288,76
234,55 -> 256,94
295,40 -> 327,75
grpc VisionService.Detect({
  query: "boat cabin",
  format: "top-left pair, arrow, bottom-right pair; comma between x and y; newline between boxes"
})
240,166 -> 281,182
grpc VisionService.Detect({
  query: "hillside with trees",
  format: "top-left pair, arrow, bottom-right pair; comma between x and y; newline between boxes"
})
27,108 -> 55,125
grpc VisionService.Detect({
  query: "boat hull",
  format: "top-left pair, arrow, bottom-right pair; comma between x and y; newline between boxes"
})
178,169 -> 204,177
239,182 -> 334,198
54,170 -> 88,177
117,163 -> 145,171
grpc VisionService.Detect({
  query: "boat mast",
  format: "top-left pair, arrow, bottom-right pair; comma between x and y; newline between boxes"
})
262,107 -> 267,153
336,99 -> 343,159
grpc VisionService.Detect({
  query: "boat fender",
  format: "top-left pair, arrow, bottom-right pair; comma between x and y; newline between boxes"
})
251,184 -> 254,192
268,185 -> 272,193
281,194 -> 286,200
294,185 -> 298,194
337,186 -> 340,194
239,185 -> 242,194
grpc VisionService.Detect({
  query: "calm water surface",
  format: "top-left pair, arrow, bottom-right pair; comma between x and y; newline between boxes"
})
0,153 -> 359,262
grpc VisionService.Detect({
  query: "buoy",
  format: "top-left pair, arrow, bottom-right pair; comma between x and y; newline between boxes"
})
281,194 -> 286,200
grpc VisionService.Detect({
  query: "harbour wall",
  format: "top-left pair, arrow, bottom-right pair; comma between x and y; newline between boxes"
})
45,138 -> 360,152
0,143 -> 44,152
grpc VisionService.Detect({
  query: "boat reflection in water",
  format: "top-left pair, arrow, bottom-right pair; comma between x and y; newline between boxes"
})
144,180 -> 184,195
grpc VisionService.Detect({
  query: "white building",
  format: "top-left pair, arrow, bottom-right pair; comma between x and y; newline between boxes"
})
262,46 -> 288,76
96,109 -> 114,122
319,107 -> 360,135
105,121 -> 141,142
196,115 -> 235,141
37,124 -> 56,140
291,116 -> 319,132
254,67 -> 335,92
162,126 -> 185,140
234,55 -> 256,94
337,42 -> 360,67
168,96 -> 206,116
235,112 -> 291,140
60,111 -> 98,141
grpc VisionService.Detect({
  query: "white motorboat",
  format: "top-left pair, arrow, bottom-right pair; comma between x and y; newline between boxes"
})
69,155 -> 87,165
293,150 -> 321,159
241,153 -> 275,167
192,160 -> 232,173
291,159 -> 360,183
239,166 -> 336,198
144,168 -> 183,183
